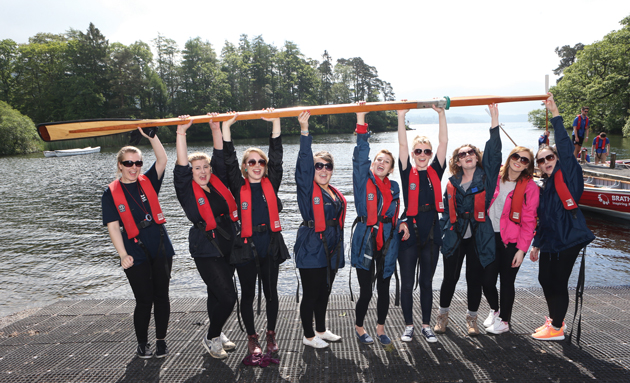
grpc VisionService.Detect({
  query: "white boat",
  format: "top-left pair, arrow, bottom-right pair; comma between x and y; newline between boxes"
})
43,146 -> 101,157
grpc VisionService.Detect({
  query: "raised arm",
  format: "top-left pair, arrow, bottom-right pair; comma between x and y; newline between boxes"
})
397,106 -> 410,171
353,105 -> 371,217
221,113 -> 238,142
138,127 -> 167,179
176,115 -> 194,166
433,104 -> 448,168
208,112 -> 223,150
296,111 -> 315,220
483,103 -> 502,201
263,108 -> 284,191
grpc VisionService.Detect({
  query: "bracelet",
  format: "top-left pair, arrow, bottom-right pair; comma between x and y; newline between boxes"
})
176,131 -> 186,136
301,131 -> 309,136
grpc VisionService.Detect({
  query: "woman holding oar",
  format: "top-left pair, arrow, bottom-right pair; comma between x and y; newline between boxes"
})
396,103 -> 448,343
294,111 -> 346,349
102,128 -> 175,358
221,111 -> 289,360
435,104 -> 502,336
481,144 -> 539,334
351,105 -> 409,346
172,115 -> 238,359
530,94 -> 594,341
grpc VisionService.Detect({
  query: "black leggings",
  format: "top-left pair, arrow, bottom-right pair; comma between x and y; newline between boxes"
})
299,267 -> 336,338
355,261 -> 392,327
236,256 -> 280,336
124,256 -> 173,344
439,238 -> 484,311
194,256 -> 237,340
398,241 -> 439,325
482,234 -> 521,322
538,244 -> 582,328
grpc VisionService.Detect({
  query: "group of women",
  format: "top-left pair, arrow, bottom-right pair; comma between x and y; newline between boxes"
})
102,93 -> 594,362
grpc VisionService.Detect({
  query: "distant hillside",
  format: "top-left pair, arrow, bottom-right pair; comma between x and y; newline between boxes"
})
406,114 -> 528,124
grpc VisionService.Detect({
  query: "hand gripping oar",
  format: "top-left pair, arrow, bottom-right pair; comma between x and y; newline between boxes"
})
37,94 -> 549,142
485,108 -> 518,147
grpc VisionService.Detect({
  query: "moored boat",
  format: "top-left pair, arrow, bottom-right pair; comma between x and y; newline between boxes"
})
43,146 -> 101,157
580,174 -> 630,220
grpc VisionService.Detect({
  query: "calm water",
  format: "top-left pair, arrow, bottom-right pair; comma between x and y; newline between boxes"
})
1,122 -> 630,318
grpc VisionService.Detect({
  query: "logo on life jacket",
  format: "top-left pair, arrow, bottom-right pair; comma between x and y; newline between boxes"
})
109,175 -> 166,239
314,197 -> 321,205
198,197 -> 205,206
239,177 -> 282,238
407,166 -> 444,215
311,181 -> 347,233
242,202 -> 248,210
554,169 -> 578,211
118,204 -> 126,213
191,176 -> 238,232
367,193 -> 375,201
410,183 -> 417,190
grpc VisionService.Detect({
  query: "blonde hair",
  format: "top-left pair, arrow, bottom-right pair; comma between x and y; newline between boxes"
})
448,144 -> 483,176
241,147 -> 269,178
314,151 -> 334,168
535,144 -> 559,178
115,146 -> 142,179
500,146 -> 534,183
373,149 -> 395,172
411,135 -> 432,151
188,152 -> 211,164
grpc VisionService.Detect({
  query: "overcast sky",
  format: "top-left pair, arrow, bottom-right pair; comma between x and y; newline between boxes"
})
3,0 -> 629,116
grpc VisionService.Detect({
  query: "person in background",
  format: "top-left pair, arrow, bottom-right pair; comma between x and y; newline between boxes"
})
572,106 -> 589,159
173,115 -> 238,360
102,128 -> 174,359
482,146 -> 539,334
435,104 -> 502,337
396,103 -> 448,343
591,132 -> 610,165
351,105 -> 409,346
530,93 -> 595,341
538,131 -> 550,148
221,111 -> 290,358
294,111 -> 346,349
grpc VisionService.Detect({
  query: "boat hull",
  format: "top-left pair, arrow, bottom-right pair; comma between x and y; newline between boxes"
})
44,147 -> 101,157
579,187 -> 630,220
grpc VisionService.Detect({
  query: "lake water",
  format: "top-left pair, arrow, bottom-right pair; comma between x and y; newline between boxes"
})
1,121 -> 630,318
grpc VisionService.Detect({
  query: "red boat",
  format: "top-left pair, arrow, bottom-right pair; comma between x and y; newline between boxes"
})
579,173 -> 630,220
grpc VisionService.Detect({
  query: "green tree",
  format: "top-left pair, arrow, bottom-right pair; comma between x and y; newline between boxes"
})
553,43 -> 585,79
528,108 -> 553,129
152,34 -> 180,117
0,101 -> 40,155
0,39 -> 18,104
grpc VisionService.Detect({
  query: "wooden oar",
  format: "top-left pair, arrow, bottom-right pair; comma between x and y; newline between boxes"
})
37,94 -> 549,142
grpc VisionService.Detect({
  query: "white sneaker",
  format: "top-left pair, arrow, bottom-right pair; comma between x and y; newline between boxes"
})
486,318 -> 510,335
220,332 -> 235,351
303,336 -> 329,349
203,336 -> 227,359
316,329 -> 341,342
483,310 -> 500,328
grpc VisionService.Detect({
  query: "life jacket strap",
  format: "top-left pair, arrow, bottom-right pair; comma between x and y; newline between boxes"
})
301,219 -> 339,228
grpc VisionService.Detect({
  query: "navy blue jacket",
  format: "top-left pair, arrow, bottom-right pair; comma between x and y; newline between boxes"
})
440,127 -> 502,268
294,135 -> 345,269
350,132 -> 400,279
533,116 -> 595,252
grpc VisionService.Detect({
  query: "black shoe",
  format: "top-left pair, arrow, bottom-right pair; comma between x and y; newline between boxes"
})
155,340 -> 168,358
137,342 -> 153,359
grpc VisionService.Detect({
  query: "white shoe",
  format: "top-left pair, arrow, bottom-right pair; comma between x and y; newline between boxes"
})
486,317 -> 510,334
203,336 -> 227,359
220,332 -> 235,351
303,336 -> 329,349
483,310 -> 500,328
316,329 -> 341,342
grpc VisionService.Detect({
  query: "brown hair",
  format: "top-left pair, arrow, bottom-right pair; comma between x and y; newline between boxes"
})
373,149 -> 395,172
241,147 -> 269,178
448,144 -> 483,176
500,146 -> 534,183
314,151 -> 334,168
115,146 -> 142,179
535,144 -> 559,178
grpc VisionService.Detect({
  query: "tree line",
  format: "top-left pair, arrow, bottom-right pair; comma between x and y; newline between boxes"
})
0,23 -> 397,154
528,15 -> 630,136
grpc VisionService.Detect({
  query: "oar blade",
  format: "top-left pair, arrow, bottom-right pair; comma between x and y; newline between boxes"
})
37,119 -> 145,142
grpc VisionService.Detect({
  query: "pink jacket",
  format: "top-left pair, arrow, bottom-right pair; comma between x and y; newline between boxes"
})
488,175 -> 540,252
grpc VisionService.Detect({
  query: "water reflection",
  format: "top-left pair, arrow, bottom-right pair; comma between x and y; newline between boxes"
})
1,122 -> 629,317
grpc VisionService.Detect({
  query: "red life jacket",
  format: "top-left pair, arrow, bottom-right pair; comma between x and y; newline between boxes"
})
554,169 -> 578,210
446,180 -> 486,224
366,173 -> 396,251
508,177 -> 531,224
192,176 -> 239,232
594,136 -> 606,150
407,166 -> 444,215
576,115 -> 589,136
312,181 -> 347,233
240,177 -> 282,238
109,176 -> 166,239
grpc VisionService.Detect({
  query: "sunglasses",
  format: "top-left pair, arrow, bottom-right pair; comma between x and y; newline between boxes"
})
457,149 -> 476,159
247,159 -> 267,167
536,154 -> 556,165
510,153 -> 531,165
413,148 -> 433,156
121,160 -> 143,168
315,162 -> 334,171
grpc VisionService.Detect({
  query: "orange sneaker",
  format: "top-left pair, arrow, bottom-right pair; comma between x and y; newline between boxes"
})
532,324 -> 565,341
534,317 -> 566,333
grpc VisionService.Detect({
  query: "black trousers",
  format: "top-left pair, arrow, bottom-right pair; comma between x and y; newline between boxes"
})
538,244 -> 582,328
398,241 -> 439,325
439,237 -> 484,312
299,267 -> 336,338
236,256 -> 280,336
124,256 -> 173,344
482,234 -> 521,322
194,256 -> 237,340
355,261 -> 391,328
